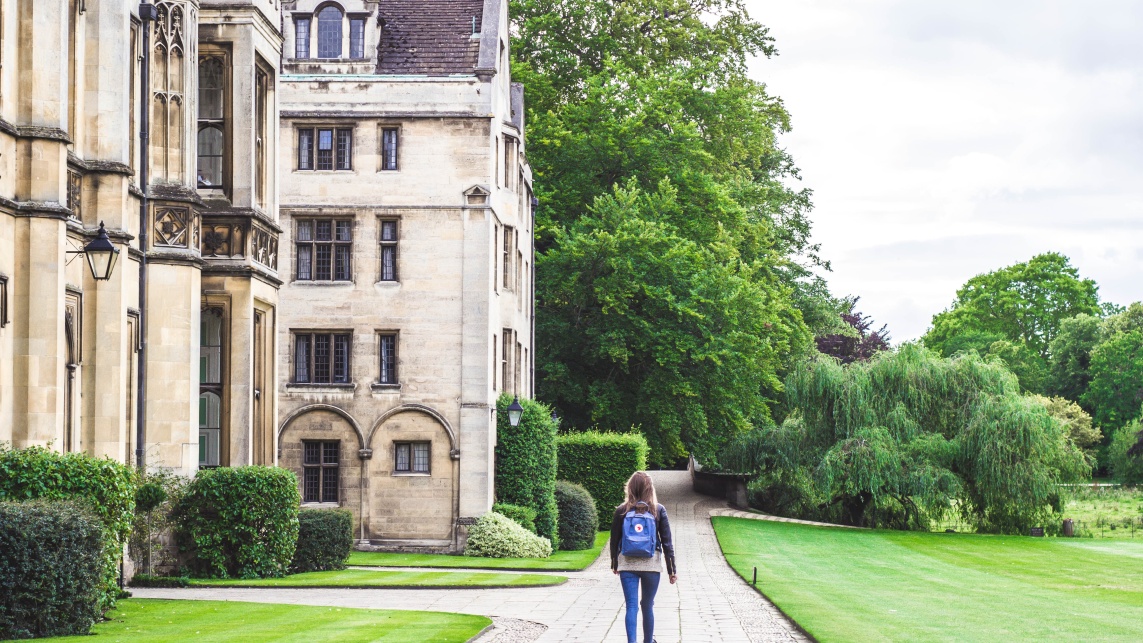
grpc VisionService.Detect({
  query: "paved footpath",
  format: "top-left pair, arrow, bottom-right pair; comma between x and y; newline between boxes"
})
136,471 -> 808,642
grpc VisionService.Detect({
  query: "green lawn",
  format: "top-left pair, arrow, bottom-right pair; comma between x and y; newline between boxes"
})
190,569 -> 566,588
47,599 -> 489,642
1061,485 -> 1143,539
713,516 -> 1143,642
347,531 -> 609,570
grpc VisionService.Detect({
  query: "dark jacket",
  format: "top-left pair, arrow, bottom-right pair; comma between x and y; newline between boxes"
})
610,503 -> 676,576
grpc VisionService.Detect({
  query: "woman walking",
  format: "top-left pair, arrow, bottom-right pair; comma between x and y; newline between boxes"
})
611,471 -> 677,643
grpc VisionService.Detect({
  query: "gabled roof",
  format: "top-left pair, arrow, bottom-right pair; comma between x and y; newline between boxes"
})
377,0 -> 485,75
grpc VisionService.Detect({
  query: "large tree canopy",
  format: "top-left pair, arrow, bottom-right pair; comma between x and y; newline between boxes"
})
923,253 -> 1101,360
721,345 -> 1089,534
515,0 -> 828,460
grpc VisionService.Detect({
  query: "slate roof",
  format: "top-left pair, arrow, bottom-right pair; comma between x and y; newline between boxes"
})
377,0 -> 485,75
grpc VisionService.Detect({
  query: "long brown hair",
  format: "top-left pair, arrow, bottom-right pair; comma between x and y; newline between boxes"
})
619,471 -> 658,513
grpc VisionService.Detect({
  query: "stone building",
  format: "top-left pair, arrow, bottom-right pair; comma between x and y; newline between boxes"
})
0,0 -> 283,473
275,0 -> 534,550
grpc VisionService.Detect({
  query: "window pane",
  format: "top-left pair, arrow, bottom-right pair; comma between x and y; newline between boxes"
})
315,244 -> 332,280
297,220 -> 313,241
336,221 -> 353,241
303,467 -> 320,502
198,392 -> 221,429
198,58 -> 224,119
333,335 -> 349,383
323,441 -> 340,465
298,129 -> 314,170
317,6 -> 343,58
395,443 -> 410,471
200,309 -> 223,384
381,221 -> 397,241
314,334 -> 330,382
304,441 -> 321,465
382,129 -> 398,170
380,334 -> 396,383
350,18 -> 365,59
296,245 -> 312,280
413,443 -> 430,473
335,245 -> 351,280
197,126 -> 224,187
337,129 -> 352,170
315,220 -> 333,241
381,245 -> 396,281
294,334 -> 311,382
317,129 -> 334,170
295,18 -> 311,58
321,468 -> 338,503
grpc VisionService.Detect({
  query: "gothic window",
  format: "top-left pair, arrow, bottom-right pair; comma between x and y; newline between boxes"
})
395,442 -> 429,474
317,5 -> 343,58
197,56 -> 226,188
293,332 -> 351,384
381,128 -> 399,170
350,18 -> 365,59
296,219 -> 352,281
255,65 -> 269,208
378,332 -> 397,384
295,17 -> 311,58
379,220 -> 398,281
303,441 -> 340,503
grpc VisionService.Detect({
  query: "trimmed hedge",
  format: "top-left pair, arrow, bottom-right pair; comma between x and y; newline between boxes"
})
556,431 -> 649,528
492,502 -> 538,533
494,394 -> 560,548
291,509 -> 354,573
555,481 -> 598,550
172,466 -> 300,579
464,511 -> 553,558
0,446 -> 137,612
0,501 -> 106,639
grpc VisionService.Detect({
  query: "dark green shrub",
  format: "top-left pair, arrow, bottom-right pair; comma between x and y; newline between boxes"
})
0,501 -> 106,639
555,480 -> 597,550
172,466 -> 299,579
1108,419 -> 1143,485
0,446 -> 137,611
129,574 -> 190,588
291,509 -> 353,573
492,502 -> 538,533
135,481 -> 168,513
556,431 -> 649,528
463,512 -> 552,558
494,394 -> 560,548
129,470 -> 187,577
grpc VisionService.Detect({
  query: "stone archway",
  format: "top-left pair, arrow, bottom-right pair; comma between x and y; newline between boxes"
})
278,406 -> 366,538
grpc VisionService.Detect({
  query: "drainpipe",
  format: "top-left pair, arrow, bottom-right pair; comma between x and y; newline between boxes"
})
135,3 -> 157,472
529,195 -> 537,397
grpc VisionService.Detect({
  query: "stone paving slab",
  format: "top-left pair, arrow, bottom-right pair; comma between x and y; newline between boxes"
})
135,471 -> 808,642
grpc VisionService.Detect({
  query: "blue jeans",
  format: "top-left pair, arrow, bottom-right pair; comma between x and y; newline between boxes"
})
619,571 -> 661,643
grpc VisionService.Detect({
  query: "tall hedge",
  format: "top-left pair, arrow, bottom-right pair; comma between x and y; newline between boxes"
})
291,509 -> 353,573
556,431 -> 649,528
0,501 -> 106,639
555,480 -> 597,551
494,394 -> 559,548
0,446 -> 137,612
172,466 -> 300,579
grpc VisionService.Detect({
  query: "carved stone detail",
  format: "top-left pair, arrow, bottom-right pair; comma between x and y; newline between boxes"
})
154,207 -> 191,247
251,224 -> 279,270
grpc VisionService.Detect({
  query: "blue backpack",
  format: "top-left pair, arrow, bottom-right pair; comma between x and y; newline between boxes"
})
620,501 -> 658,558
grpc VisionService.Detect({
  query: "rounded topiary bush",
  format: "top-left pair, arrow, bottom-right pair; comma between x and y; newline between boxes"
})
172,466 -> 300,579
291,509 -> 354,573
0,501 -> 106,640
464,511 -> 552,558
555,480 -> 598,551
492,502 -> 538,533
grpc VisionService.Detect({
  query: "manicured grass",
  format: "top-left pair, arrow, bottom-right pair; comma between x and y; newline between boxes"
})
47,598 -> 489,642
189,569 -> 566,588
347,531 -> 609,570
713,516 -> 1143,642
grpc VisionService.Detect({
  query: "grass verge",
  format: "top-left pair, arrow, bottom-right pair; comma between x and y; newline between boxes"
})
189,569 -> 566,588
713,516 -> 1143,642
347,531 -> 608,570
47,598 -> 490,642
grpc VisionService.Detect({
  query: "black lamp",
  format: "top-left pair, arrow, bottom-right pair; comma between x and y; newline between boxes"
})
507,396 -> 524,427
82,222 -> 120,281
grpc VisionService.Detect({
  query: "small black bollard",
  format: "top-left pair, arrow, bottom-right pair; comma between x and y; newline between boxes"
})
752,566 -> 757,586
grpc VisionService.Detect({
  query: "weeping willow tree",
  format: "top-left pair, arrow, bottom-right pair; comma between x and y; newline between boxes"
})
721,344 -> 1090,533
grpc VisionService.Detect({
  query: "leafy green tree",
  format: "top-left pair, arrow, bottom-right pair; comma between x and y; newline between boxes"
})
985,340 -> 1047,394
1107,418 -> 1143,484
537,182 -> 808,465
1083,330 -> 1143,430
1047,313 -> 1102,402
924,253 -> 1101,359
721,345 -> 1088,534
1030,395 -> 1101,467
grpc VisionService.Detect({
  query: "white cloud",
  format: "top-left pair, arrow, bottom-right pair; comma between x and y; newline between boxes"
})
745,0 -> 1143,340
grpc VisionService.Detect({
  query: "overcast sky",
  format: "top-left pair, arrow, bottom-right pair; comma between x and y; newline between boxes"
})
744,0 -> 1143,341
